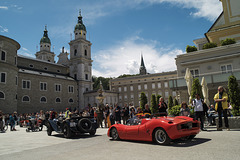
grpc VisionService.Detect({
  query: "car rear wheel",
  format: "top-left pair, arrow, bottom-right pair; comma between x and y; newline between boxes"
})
153,128 -> 170,145
63,124 -> 72,138
111,128 -> 120,140
47,123 -> 52,136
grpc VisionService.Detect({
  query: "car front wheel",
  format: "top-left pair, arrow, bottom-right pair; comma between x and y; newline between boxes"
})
63,124 -> 72,138
111,128 -> 120,140
153,128 -> 170,145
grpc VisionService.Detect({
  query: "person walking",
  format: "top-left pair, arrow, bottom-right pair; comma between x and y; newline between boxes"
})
192,93 -> 207,131
214,86 -> 230,131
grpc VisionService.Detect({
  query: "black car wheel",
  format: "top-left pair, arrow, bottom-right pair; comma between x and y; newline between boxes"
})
153,128 -> 170,145
63,123 -> 72,138
47,123 -> 52,136
89,129 -> 96,136
111,128 -> 120,140
78,118 -> 92,133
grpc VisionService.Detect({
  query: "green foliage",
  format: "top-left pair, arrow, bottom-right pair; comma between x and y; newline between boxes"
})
92,76 -> 112,90
202,42 -> 217,49
228,75 -> 240,116
140,92 -> 148,110
150,94 -> 157,114
168,96 -> 173,109
186,45 -> 197,53
168,105 -> 181,116
221,38 -> 236,46
156,95 -> 161,104
117,74 -> 139,78
190,78 -> 203,102
173,98 -> 178,106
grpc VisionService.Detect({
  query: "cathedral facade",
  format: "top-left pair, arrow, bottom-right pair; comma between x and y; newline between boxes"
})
0,13 -> 97,113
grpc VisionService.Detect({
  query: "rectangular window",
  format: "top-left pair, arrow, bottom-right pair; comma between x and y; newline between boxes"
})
68,85 -> 74,93
119,95 -> 122,101
144,84 -> 147,90
124,86 -> 127,92
164,82 -> 168,88
158,91 -> 162,96
16,76 -> 18,86
124,95 -> 127,100
131,94 -> 134,100
85,74 -> 88,80
221,64 -> 232,73
55,84 -> 61,92
157,83 -> 161,88
0,73 -> 6,83
40,82 -> 47,91
118,87 -> 122,92
138,85 -> 141,90
190,69 -> 199,77
1,51 -> 6,61
152,83 -> 155,89
22,80 -> 31,89
172,91 -> 176,97
165,91 -> 169,98
130,85 -> 133,91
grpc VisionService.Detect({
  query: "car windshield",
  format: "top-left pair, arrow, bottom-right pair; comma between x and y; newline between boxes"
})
126,116 -> 142,126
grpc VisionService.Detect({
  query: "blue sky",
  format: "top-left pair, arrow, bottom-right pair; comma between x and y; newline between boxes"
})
0,0 -> 222,77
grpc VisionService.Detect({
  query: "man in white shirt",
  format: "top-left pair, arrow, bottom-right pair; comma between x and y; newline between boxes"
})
192,93 -> 207,131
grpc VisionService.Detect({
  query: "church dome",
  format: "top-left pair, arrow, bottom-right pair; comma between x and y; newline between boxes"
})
74,10 -> 86,32
40,26 -> 51,44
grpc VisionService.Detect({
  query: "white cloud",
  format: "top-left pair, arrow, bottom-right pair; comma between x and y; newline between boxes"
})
0,26 -> 8,33
18,47 -> 35,58
0,6 -> 8,10
92,36 -> 184,77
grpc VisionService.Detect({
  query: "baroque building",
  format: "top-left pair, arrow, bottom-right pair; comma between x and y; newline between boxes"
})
0,12 -> 116,113
172,0 -> 240,104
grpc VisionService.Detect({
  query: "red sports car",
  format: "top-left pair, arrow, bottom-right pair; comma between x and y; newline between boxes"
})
107,115 -> 200,145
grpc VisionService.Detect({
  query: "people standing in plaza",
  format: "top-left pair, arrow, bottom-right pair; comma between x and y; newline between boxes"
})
143,104 -> 151,114
0,110 -> 3,131
109,106 -> 115,126
207,104 -> 217,126
9,113 -> 16,131
180,102 -> 190,117
121,106 -> 129,125
65,108 -> 71,119
158,97 -> 167,116
214,86 -> 229,131
129,107 -> 136,119
192,93 -> 207,131
114,105 -> 121,124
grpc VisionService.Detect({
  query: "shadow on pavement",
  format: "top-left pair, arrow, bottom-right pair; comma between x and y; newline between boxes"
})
51,133 -> 101,139
110,137 -> 211,147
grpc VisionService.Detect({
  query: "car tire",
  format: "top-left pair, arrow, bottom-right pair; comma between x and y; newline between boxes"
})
111,128 -> 120,140
89,129 -> 96,136
63,123 -> 72,138
78,118 -> 92,133
153,128 -> 171,145
47,123 -> 52,136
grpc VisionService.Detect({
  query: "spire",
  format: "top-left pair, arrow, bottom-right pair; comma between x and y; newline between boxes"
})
139,54 -> 147,75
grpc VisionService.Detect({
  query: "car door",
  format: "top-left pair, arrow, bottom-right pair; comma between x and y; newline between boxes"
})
125,125 -> 139,140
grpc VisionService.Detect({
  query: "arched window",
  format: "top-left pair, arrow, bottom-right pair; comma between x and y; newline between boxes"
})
74,49 -> 77,56
40,96 -> 47,103
56,97 -> 61,103
85,49 -> 87,56
0,91 -> 5,99
69,98 -> 74,103
22,96 -> 30,102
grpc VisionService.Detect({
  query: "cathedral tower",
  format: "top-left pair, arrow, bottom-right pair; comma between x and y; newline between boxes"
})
69,10 -> 93,108
139,54 -> 147,75
36,26 -> 55,63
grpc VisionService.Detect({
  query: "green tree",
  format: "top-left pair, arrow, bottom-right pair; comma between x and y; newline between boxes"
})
168,105 -> 181,116
228,75 -> 240,116
140,92 -> 148,110
221,38 -> 236,46
202,42 -> 217,49
173,98 -> 178,106
168,96 -> 174,109
92,76 -> 112,90
156,95 -> 161,104
186,45 -> 197,53
150,94 -> 157,114
191,78 -> 203,103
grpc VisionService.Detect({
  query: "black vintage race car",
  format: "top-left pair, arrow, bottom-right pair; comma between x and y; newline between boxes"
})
46,116 -> 98,138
